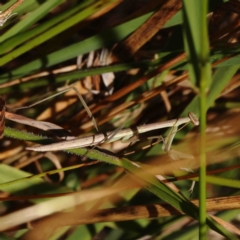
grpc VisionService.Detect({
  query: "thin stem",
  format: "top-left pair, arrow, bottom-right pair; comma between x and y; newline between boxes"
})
199,0 -> 210,238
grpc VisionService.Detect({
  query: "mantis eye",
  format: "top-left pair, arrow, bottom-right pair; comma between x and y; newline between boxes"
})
188,112 -> 199,126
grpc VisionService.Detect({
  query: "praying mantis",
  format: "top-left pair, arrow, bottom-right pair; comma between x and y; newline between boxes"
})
26,112 -> 199,152
25,104 -> 199,193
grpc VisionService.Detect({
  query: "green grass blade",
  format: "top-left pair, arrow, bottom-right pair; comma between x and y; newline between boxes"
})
0,0 -> 64,42
207,65 -> 240,108
0,0 -> 119,66
0,0 -> 96,54
0,12 -> 152,78
206,176 -> 240,188
182,0 -> 212,238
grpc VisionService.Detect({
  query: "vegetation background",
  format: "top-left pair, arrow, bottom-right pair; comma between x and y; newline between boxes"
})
0,0 -> 240,239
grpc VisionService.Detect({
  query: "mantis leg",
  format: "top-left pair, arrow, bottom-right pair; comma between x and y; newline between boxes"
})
162,122 -> 196,195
